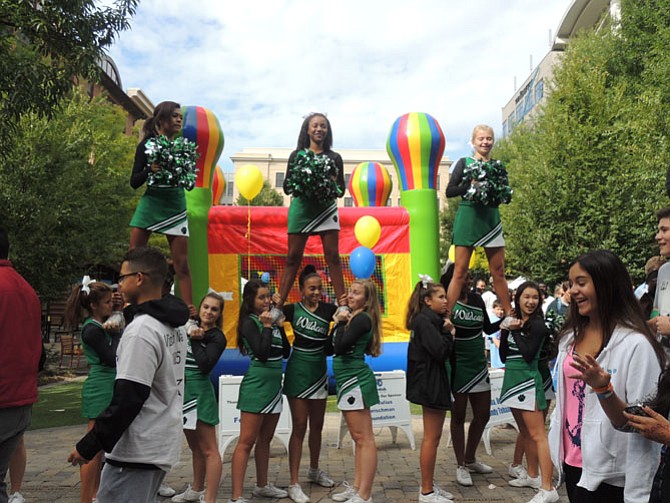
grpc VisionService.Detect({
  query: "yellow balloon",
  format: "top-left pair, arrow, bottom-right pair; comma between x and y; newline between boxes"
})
355,216 -> 381,248
448,244 -> 477,269
235,164 -> 264,200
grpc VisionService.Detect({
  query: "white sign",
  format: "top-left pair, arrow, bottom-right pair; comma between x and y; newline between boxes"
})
218,375 -> 291,456
337,370 -> 416,450
482,368 -> 518,455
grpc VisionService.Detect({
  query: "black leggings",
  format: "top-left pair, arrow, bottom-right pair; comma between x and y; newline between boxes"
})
563,463 -> 624,503
649,447 -> 670,503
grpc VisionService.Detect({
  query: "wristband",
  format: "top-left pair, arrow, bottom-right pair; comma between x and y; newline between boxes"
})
597,389 -> 614,400
591,381 -> 614,398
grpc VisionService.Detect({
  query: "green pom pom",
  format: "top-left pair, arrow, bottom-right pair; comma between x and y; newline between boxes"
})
461,159 -> 512,206
284,149 -> 340,200
145,135 -> 199,190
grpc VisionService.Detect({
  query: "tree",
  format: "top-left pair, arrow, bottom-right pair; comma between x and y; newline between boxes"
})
494,2 -> 670,284
0,91 -> 138,300
0,0 -> 138,154
236,180 -> 284,206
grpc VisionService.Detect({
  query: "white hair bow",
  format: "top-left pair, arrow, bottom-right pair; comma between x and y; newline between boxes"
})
81,275 -> 96,294
418,274 -> 433,288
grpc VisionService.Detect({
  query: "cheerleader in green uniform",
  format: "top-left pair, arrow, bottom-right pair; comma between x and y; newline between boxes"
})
499,281 -> 557,501
230,280 -> 291,503
276,113 -> 346,310
445,124 -> 513,319
63,278 -> 121,503
174,293 -> 227,503
129,101 -> 194,310
272,265 -> 340,503
330,280 -> 382,503
440,264 -> 501,487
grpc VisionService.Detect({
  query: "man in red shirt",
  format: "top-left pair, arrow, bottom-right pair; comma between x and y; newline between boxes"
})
0,227 -> 41,503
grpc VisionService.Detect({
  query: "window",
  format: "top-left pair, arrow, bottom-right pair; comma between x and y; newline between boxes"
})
502,120 -> 508,137
344,173 -> 351,187
397,198 -> 402,206
386,198 -> 392,206
535,79 -> 544,102
516,102 -> 524,124
275,172 -> 284,188
344,197 -> 353,207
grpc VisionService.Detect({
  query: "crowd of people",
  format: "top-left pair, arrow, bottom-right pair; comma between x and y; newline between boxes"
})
3,110 -> 670,503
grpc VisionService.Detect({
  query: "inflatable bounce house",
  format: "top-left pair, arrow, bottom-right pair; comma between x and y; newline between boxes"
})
180,106 -> 445,378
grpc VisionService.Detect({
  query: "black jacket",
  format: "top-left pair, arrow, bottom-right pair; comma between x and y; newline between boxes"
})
406,307 -> 454,410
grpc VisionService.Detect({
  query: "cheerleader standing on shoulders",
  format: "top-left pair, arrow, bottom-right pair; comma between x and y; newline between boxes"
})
63,278 -> 122,503
272,265 -> 343,503
499,281 -> 558,503
405,278 -> 455,503
445,124 -> 514,320
230,280 -> 290,503
330,280 -> 382,503
129,101 -> 194,310
440,264 -> 501,486
172,293 -> 227,503
276,113 -> 346,310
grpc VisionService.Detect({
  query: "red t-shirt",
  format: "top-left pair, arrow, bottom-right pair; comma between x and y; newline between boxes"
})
0,260 -> 41,408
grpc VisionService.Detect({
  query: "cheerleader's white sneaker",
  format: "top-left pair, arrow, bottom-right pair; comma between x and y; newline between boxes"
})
509,475 -> 541,489
331,481 -> 357,502
456,465 -> 473,486
527,487 -> 560,503
288,483 -> 310,503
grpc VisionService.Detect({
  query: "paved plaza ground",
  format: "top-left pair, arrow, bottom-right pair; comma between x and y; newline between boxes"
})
16,413 -> 567,502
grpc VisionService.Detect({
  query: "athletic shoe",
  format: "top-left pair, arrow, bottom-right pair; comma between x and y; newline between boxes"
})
418,489 -> 453,503
433,485 -> 454,500
465,459 -> 493,474
526,487 -> 560,503
252,484 -> 289,498
456,466 -> 473,486
8,493 -> 25,503
331,481 -> 357,502
227,498 -> 249,503
342,496 -> 372,503
159,483 -> 177,497
308,468 -> 336,487
509,475 -> 541,489
288,483 -> 310,503
508,463 -> 528,479
172,485 -> 205,502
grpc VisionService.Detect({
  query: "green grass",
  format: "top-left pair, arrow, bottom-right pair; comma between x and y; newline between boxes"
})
29,380 -> 87,431
30,381 -> 426,431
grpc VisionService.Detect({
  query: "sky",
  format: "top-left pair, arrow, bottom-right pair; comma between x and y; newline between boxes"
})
107,0 -> 573,171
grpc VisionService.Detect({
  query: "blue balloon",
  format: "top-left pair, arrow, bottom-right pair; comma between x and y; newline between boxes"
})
350,246 -> 376,279
261,272 -> 270,284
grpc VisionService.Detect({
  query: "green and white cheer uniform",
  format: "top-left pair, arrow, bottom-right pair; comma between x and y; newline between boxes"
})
182,326 -> 227,426
284,149 -> 345,235
129,136 -> 189,237
332,312 -> 380,410
499,316 -> 549,411
237,314 -> 290,414
283,302 -> 337,399
446,157 -> 505,248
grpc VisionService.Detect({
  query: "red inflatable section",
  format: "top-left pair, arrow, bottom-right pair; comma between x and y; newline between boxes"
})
208,206 -> 410,255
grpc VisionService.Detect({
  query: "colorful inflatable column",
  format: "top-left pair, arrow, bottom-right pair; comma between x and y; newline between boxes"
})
387,112 -> 445,284
348,161 -> 393,207
212,165 -> 226,205
181,106 -> 224,306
